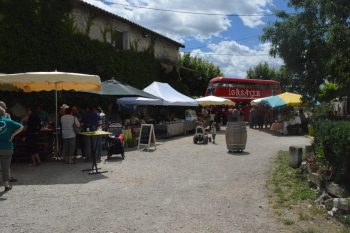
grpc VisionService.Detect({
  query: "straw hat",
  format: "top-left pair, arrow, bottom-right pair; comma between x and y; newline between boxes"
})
60,104 -> 69,109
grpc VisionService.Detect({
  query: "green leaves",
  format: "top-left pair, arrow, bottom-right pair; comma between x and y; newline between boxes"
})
262,0 -> 350,100
179,53 -> 222,97
314,120 -> 350,188
317,83 -> 339,101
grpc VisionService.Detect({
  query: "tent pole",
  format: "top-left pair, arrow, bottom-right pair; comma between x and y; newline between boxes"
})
55,85 -> 59,159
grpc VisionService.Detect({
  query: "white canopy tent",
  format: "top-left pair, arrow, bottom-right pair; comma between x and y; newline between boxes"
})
118,81 -> 198,106
196,95 -> 234,106
143,82 -> 198,106
117,97 -> 163,106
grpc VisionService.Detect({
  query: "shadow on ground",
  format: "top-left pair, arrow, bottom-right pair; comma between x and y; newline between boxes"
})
227,151 -> 250,156
10,160 -> 108,186
0,191 -> 7,201
104,156 -> 124,163
255,128 -> 307,138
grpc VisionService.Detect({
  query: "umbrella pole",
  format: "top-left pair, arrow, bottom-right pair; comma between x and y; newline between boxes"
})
55,87 -> 59,159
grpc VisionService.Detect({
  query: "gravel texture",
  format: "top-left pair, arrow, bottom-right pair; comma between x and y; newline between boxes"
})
1,127 -> 310,233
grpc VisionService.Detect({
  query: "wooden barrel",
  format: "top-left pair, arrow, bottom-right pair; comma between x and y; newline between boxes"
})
225,121 -> 247,152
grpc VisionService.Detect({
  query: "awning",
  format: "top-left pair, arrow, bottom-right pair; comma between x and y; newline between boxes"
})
83,79 -> 158,98
142,82 -> 198,106
195,95 -> 234,106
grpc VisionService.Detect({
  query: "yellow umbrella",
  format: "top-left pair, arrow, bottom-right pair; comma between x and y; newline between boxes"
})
196,95 -> 234,106
0,72 -> 101,92
277,92 -> 302,107
0,71 -> 101,156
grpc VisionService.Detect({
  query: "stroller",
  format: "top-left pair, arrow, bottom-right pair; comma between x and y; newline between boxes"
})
106,123 -> 125,160
193,126 -> 210,144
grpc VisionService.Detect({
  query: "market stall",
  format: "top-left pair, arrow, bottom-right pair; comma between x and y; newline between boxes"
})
251,92 -> 304,135
0,71 -> 101,157
144,82 -> 198,137
118,82 -> 198,138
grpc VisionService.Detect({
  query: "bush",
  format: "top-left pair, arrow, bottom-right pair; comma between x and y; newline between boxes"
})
313,120 -> 350,189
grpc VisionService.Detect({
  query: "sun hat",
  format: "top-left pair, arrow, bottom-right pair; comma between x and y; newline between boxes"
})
60,104 -> 69,109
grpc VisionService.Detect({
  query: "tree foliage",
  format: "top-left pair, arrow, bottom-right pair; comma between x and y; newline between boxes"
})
247,62 -> 277,80
0,0 -> 184,92
317,83 -> 340,102
179,53 -> 222,97
246,62 -> 299,93
261,0 -> 350,100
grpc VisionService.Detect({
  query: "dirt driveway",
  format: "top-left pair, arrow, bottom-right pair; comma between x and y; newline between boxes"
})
1,128 -> 310,233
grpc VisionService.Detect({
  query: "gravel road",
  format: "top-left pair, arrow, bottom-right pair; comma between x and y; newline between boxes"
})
1,127 -> 310,233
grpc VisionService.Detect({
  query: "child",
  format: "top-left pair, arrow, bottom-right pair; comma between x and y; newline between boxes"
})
211,122 -> 217,143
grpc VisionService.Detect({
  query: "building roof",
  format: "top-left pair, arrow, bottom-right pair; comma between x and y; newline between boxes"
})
77,0 -> 185,48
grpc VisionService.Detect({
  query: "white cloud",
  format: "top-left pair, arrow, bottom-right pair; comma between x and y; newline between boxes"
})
83,0 -> 273,41
82,0 -> 282,76
188,41 -> 283,77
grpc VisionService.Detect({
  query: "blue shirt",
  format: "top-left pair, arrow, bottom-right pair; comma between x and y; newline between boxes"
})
38,110 -> 49,126
83,112 -> 100,131
0,117 -> 23,150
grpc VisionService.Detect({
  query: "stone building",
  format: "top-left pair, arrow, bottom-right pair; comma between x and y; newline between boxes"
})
71,0 -> 184,70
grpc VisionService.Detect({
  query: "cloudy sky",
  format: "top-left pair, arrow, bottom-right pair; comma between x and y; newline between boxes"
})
84,0 -> 288,77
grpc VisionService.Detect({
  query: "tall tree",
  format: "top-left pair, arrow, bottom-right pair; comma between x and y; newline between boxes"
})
261,0 -> 350,100
179,53 -> 222,97
246,62 -> 277,80
246,63 -> 298,92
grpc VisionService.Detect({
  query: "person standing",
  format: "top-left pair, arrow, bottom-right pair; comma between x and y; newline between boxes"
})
231,106 -> 240,122
0,106 -> 24,191
0,101 -> 15,181
72,106 -> 83,158
211,122 -> 217,144
201,107 -> 209,127
37,105 -> 49,128
60,107 -> 80,164
96,107 -> 105,161
83,106 -> 100,161
209,110 -> 215,129
249,106 -> 257,128
25,108 -> 42,166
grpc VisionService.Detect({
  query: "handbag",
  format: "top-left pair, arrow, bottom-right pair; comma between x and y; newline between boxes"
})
73,116 -> 81,134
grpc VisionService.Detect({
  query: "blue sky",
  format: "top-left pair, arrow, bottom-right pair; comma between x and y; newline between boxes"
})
86,0 -> 291,77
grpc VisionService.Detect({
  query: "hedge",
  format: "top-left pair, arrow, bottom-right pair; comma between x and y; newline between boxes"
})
313,120 -> 350,189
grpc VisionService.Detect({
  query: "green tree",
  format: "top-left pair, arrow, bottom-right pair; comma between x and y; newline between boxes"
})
246,62 -> 277,80
274,65 -> 297,92
246,63 -> 298,93
261,0 -> 350,100
179,53 -> 222,97
317,83 -> 340,102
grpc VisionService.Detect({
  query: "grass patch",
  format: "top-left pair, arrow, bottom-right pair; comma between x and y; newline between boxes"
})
298,229 -> 319,233
309,206 -> 325,215
283,219 -> 295,225
270,151 -> 316,209
269,151 -> 350,232
298,212 -> 311,221
335,214 -> 350,227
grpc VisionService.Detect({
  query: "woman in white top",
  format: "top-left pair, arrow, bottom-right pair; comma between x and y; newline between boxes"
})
60,107 -> 80,164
